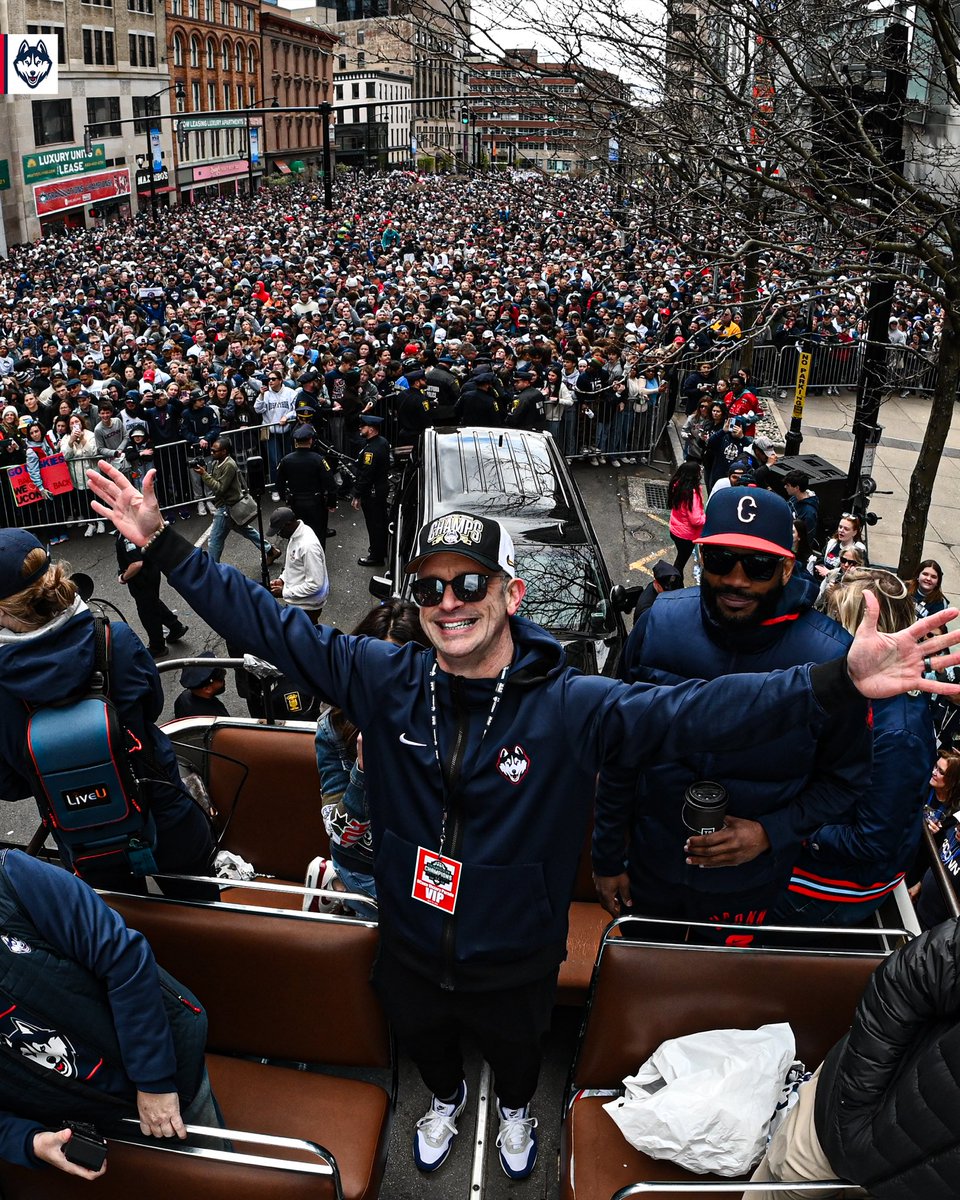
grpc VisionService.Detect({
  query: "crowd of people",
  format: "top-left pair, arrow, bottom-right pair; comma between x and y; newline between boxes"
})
0,172 -> 957,1190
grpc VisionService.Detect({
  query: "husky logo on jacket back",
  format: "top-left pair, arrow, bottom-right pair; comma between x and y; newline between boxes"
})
497,744 -> 529,784
12,39 -> 53,89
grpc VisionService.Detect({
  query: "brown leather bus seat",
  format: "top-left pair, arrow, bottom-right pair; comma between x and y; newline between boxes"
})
560,927 -> 887,1200
0,895 -> 393,1200
206,723 -> 328,884
557,814 -> 614,1005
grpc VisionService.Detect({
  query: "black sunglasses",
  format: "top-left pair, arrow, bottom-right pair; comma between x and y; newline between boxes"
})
411,572 -> 500,608
700,547 -> 783,581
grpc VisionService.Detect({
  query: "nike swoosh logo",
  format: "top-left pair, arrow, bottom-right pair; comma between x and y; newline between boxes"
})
399,732 -> 427,747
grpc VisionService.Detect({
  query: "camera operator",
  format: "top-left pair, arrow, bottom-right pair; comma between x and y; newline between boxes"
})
193,438 -> 279,567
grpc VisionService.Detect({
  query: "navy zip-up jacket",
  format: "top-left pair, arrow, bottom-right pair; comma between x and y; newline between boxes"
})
0,851 -> 180,1168
593,577 -> 871,896
150,528 -> 861,989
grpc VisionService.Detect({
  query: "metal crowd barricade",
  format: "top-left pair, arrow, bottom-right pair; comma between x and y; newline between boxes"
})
564,382 -> 674,465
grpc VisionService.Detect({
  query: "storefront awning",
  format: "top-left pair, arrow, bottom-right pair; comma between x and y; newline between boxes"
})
274,160 -> 292,175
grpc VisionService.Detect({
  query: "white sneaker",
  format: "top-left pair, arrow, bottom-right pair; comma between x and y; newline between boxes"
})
271,490 -> 280,503
589,455 -> 600,466
413,1081 -> 467,1172
206,500 -> 217,516
83,522 -> 96,538
611,458 -> 622,468
302,856 -> 343,913
95,520 -> 106,535
496,1101 -> 538,1179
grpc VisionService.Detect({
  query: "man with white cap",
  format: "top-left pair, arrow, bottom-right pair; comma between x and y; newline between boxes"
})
85,460 -> 960,1180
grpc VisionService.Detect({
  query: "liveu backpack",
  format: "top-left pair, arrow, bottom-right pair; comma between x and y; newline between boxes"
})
25,616 -> 158,878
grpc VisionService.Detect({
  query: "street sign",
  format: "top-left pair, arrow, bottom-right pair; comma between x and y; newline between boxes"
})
608,136 -> 619,164
792,350 -> 812,419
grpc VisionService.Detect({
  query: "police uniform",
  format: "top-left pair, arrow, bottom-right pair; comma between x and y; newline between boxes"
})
276,425 -> 338,543
355,420 -> 391,566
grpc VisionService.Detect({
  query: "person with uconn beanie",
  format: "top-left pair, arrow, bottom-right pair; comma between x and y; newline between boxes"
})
87,459 -> 960,1181
594,488 -> 872,940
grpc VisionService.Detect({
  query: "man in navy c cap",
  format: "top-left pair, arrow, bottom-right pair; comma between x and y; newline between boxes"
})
594,487 -> 873,938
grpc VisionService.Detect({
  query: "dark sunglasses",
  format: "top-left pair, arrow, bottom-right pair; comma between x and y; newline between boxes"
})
700,547 -> 783,581
839,557 -> 859,567
411,572 -> 500,607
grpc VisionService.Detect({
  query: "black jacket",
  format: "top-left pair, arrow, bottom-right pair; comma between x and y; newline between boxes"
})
816,921 -> 960,1198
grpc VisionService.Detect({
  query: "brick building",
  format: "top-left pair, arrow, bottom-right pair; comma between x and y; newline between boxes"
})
166,0 -> 264,201
260,5 -> 337,181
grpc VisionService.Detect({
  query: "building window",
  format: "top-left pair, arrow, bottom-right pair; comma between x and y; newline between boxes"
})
188,0 -> 198,16
235,44 -> 243,72
191,80 -> 201,110
173,35 -> 183,66
222,0 -> 230,23
205,38 -> 215,69
222,40 -> 231,70
366,81 -> 375,97
357,29 -> 365,44
33,98 -> 73,146
27,25 -> 66,62
81,0 -> 113,8
246,7 -> 253,28
249,84 -> 256,106
86,96 -> 121,138
190,36 -> 200,67
351,83 -> 359,98
335,84 -> 343,100
247,46 -> 255,73
226,128 -> 236,154
233,3 -> 241,27
357,51 -> 365,68
133,93 -> 161,134
207,81 -> 216,109
170,0 -> 181,13
128,32 -> 156,67
338,54 -> 347,69
211,130 -> 221,156
197,131 -> 206,158
127,0 -> 154,11
205,0 -> 214,17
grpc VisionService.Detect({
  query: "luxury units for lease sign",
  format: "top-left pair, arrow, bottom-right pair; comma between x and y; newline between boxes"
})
34,168 -> 130,216
0,35 -> 60,95
23,145 -> 106,185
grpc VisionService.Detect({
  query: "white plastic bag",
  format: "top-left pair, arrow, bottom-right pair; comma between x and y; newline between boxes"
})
602,1023 -> 796,1177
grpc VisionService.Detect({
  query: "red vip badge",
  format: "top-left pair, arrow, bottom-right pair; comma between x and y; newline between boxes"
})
412,846 -> 462,914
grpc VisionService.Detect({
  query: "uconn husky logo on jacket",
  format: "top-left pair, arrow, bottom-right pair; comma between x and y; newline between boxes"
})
0,1016 -> 77,1077
497,744 -> 529,784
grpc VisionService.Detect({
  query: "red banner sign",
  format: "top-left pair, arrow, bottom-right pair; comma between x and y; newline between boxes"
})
39,452 -> 73,495
5,463 -> 42,506
34,167 -> 130,216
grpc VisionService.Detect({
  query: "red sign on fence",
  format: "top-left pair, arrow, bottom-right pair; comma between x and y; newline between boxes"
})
39,452 -> 73,495
5,463 -> 42,506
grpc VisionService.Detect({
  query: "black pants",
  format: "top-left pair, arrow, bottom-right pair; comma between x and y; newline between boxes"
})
372,947 -> 558,1109
628,868 -> 790,946
671,533 -> 696,574
291,497 -> 329,543
127,564 -> 181,651
361,492 -> 388,561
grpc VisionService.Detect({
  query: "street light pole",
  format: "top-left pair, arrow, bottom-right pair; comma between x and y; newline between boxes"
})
319,101 -> 333,210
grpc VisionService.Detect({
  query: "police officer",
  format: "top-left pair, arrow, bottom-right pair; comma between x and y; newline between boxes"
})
174,653 -> 229,719
275,424 -> 338,543
396,369 -> 434,453
352,414 -> 390,568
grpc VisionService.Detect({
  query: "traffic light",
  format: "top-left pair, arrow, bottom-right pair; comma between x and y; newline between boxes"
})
460,106 -> 470,125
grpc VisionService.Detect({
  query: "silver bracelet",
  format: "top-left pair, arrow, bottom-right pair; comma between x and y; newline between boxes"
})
142,521 -> 170,553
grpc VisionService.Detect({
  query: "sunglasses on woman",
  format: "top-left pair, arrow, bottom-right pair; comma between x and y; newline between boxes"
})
700,548 -> 783,581
839,557 -> 859,568
411,572 -> 501,607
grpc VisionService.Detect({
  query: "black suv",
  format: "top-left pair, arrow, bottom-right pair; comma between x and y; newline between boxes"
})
372,426 -> 627,676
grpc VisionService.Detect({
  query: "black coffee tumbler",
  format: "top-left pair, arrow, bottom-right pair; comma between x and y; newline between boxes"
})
682,781 -> 728,836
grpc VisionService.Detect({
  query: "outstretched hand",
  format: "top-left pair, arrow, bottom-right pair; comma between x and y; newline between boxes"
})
848,591 -> 960,698
86,461 -> 163,547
